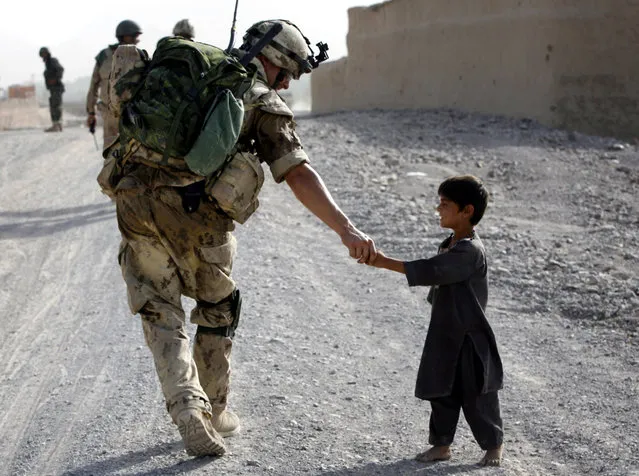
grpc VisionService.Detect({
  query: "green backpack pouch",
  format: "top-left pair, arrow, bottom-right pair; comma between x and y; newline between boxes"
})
185,88 -> 244,177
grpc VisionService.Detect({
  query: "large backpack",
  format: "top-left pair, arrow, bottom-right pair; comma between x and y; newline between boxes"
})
111,23 -> 283,179
116,36 -> 254,174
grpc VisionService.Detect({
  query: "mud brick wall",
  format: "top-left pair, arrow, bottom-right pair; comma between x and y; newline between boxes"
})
311,0 -> 639,139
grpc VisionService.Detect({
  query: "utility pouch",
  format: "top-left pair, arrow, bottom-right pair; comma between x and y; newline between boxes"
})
205,151 -> 264,224
97,139 -> 140,198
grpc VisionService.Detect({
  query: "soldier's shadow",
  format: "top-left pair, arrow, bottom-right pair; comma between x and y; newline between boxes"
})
0,202 -> 115,239
317,459 -> 480,476
59,441 -> 217,476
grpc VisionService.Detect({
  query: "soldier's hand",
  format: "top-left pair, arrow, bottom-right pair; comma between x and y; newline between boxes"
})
340,225 -> 377,264
87,114 -> 96,128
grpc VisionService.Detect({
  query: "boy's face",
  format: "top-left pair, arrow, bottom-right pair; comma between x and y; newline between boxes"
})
436,196 -> 473,229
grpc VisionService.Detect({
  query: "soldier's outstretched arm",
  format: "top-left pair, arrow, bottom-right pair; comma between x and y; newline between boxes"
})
284,163 -> 376,264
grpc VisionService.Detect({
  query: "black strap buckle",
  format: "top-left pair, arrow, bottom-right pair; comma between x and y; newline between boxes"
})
178,181 -> 205,214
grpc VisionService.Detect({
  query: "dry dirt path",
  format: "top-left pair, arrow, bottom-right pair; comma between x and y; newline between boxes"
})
0,111 -> 637,476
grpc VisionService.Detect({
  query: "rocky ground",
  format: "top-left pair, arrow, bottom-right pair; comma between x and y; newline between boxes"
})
0,108 -> 637,475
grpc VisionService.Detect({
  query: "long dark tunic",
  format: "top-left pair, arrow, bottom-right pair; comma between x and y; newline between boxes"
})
404,233 -> 503,400
43,56 -> 65,91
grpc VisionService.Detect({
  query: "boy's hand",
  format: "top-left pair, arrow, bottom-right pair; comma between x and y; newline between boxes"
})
366,250 -> 386,267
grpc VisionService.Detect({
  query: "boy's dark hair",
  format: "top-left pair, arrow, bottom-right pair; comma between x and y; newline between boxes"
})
438,175 -> 489,225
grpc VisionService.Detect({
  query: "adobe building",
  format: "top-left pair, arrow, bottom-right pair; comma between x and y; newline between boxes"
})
312,0 -> 639,139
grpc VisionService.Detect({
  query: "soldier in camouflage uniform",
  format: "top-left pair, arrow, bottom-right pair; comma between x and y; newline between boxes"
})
86,20 -> 142,150
39,47 -> 64,132
101,19 -> 376,457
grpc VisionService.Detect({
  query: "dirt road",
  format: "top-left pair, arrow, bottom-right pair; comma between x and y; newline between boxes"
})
0,110 -> 637,475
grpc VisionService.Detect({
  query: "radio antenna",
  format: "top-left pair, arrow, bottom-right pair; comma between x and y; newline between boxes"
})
226,0 -> 241,53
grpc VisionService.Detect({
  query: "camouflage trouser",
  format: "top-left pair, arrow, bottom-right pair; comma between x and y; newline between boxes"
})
49,88 -> 63,123
99,105 -> 119,150
115,183 -> 237,420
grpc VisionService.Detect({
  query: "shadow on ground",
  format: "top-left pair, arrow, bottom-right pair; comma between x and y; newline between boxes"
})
318,459 -> 483,476
59,441 -> 218,476
0,202 -> 115,239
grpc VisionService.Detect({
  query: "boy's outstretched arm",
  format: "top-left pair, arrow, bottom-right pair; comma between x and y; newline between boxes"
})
369,250 -> 406,274
285,163 -> 376,264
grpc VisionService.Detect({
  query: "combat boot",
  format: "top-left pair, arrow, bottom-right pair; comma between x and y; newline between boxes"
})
175,407 -> 227,457
211,408 -> 241,437
44,122 -> 62,132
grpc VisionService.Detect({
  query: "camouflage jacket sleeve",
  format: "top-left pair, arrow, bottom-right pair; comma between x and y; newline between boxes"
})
240,80 -> 309,183
86,61 -> 101,114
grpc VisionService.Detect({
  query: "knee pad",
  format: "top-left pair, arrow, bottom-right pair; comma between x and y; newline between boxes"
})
196,288 -> 242,338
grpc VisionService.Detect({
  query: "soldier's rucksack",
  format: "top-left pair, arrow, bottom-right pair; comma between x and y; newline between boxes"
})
111,23 -> 284,177
115,36 -> 254,175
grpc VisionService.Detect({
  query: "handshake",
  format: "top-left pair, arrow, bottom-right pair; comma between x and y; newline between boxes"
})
340,224 -> 390,268
339,224 -> 396,271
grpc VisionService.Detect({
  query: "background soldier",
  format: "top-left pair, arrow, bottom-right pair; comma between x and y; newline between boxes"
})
39,47 -> 64,132
172,19 -> 195,40
86,20 -> 142,150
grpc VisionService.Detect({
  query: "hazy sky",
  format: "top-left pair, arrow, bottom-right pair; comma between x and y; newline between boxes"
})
0,0 -> 377,89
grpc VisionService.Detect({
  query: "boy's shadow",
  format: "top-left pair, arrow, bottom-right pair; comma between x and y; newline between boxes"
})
317,459 -> 481,476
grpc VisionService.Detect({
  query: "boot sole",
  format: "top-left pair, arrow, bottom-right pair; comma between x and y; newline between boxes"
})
177,413 -> 227,457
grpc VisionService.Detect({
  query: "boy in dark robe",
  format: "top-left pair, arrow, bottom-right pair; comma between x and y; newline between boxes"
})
367,175 -> 504,466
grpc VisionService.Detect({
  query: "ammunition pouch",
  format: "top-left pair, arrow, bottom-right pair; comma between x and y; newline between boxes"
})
205,151 -> 264,224
196,288 -> 242,339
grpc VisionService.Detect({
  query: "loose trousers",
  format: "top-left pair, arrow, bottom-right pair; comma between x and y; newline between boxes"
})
428,339 -> 503,450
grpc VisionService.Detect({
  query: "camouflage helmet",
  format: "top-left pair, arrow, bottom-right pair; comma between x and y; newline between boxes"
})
173,19 -> 195,39
39,47 -> 50,57
116,20 -> 142,39
241,20 -> 314,79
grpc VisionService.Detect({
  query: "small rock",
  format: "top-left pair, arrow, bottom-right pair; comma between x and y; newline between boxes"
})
608,143 -> 626,151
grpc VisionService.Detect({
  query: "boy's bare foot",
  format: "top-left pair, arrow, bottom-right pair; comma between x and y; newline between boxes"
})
479,445 -> 503,466
415,445 -> 451,463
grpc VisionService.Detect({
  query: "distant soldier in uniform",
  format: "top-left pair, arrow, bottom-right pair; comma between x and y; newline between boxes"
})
99,20 -> 376,457
172,19 -> 195,40
86,20 -> 142,150
39,47 -> 64,132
